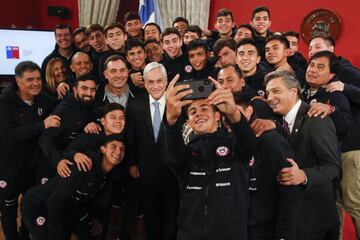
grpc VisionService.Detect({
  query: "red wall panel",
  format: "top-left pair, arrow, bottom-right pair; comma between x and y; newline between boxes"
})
209,0 -> 360,67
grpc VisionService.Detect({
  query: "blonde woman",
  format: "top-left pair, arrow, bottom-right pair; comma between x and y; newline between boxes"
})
44,58 -> 69,98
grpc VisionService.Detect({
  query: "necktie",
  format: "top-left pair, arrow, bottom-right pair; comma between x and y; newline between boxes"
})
282,118 -> 291,139
152,101 -> 161,141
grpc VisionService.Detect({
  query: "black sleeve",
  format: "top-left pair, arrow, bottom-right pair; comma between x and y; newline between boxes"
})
47,169 -> 77,240
63,133 -> 95,162
329,92 -> 353,139
338,64 -> 360,88
229,113 -> 258,163
260,133 -> 303,240
164,118 -> 188,177
304,117 -> 341,188
0,100 -> 45,145
343,83 -> 360,106
38,126 -> 65,167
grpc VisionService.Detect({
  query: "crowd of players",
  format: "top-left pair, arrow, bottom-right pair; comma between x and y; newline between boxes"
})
0,5 -> 360,240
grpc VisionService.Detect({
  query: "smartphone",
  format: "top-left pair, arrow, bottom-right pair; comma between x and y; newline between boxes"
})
175,79 -> 213,100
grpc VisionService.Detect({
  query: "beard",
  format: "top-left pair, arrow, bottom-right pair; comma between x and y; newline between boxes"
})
76,93 -> 94,106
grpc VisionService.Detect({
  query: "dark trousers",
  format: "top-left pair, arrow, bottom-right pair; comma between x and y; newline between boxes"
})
141,176 -> 179,240
0,169 -> 35,240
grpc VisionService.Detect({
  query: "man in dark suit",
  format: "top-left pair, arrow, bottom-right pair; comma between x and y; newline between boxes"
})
264,70 -> 341,240
125,62 -> 178,240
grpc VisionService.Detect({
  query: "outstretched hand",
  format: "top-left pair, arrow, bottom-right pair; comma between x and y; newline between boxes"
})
207,77 -> 241,123
165,74 -> 193,125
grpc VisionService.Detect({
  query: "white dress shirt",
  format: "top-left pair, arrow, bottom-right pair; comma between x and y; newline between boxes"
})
284,100 -> 302,133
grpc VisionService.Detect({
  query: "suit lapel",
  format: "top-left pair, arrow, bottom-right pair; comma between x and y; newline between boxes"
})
142,95 -> 154,139
289,102 -> 309,145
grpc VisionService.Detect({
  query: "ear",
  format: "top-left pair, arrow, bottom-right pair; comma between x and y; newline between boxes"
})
214,111 -> 221,122
285,48 -> 290,57
89,62 -> 93,71
256,55 -> 261,64
246,105 -> 254,118
329,73 -> 335,80
72,86 -> 77,95
15,77 -> 21,87
250,21 -> 254,27
100,117 -> 105,127
268,21 -> 272,29
329,46 -> 335,53
70,64 -> 75,73
124,34 -> 128,41
100,145 -> 106,154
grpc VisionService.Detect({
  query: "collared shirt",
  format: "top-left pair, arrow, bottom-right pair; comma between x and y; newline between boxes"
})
149,94 -> 166,123
284,100 -> 302,133
104,84 -> 130,108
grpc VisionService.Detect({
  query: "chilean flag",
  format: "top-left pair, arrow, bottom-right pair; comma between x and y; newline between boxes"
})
139,0 -> 164,30
6,46 -> 20,59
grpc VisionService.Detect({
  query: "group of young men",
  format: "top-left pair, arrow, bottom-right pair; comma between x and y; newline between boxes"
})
0,4 -> 359,240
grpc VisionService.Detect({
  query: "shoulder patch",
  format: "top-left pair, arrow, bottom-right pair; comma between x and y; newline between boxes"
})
216,146 -> 230,157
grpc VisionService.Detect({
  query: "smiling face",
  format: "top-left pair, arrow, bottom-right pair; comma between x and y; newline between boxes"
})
105,27 -> 127,51
126,46 -> 146,70
234,27 -> 253,43
306,56 -> 334,88
236,43 -> 260,76
308,37 -> 334,58
188,47 -> 207,71
16,70 -> 42,101
217,66 -> 245,92
144,25 -> 161,41
286,36 -> 299,56
73,80 -> 97,105
73,31 -> 90,52
104,59 -> 129,90
101,109 -> 125,135
52,61 -> 67,84
184,31 -> 200,45
55,28 -> 72,50
144,67 -> 167,100
251,11 -> 271,37
265,40 -> 289,67
88,31 -> 107,52
70,53 -> 93,77
101,140 -> 125,167
161,33 -> 182,58
265,77 -> 299,116
187,99 -> 220,134
145,42 -> 164,62
217,46 -> 237,67
215,15 -> 234,37
125,19 -> 142,38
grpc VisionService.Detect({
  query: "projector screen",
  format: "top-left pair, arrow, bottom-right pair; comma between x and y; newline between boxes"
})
0,29 -> 56,75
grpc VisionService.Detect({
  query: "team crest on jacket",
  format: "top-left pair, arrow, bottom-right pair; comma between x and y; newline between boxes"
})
36,216 -> 46,226
0,180 -> 7,188
40,178 -> 48,185
184,65 -> 193,73
216,146 -> 229,157
257,90 -> 265,97
37,108 -> 43,116
310,99 -> 317,105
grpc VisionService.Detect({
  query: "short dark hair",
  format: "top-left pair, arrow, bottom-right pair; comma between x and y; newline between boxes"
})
74,73 -> 97,86
233,91 -> 252,108
221,64 -> 243,79
72,27 -> 86,38
213,38 -> 237,56
238,24 -> 254,37
185,25 -> 202,38
15,61 -> 41,78
102,133 -> 125,147
265,34 -> 290,49
252,6 -> 271,19
125,38 -> 145,54
310,32 -> 336,48
102,102 -> 125,117
144,22 -> 161,34
54,23 -> 72,33
144,38 -> 161,46
124,12 -> 141,24
283,31 -> 299,39
237,38 -> 260,56
187,39 -> 209,53
172,17 -> 189,26
216,8 -> 234,21
160,27 -> 181,42
104,22 -> 126,36
85,24 -> 104,36
309,51 -> 339,74
104,54 -> 128,70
